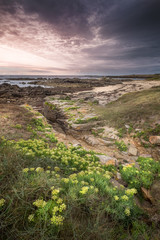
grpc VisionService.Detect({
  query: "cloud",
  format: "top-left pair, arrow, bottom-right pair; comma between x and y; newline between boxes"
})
0,0 -> 160,74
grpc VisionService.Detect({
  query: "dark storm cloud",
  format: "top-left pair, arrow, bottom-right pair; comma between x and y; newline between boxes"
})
1,0 -> 160,41
0,0 -> 160,73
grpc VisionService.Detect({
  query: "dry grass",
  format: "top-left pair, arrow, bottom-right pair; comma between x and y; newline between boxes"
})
94,86 -> 160,129
0,104 -> 34,140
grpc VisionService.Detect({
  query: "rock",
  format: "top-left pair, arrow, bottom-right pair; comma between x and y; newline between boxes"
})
72,143 -> 82,147
150,181 -> 160,205
43,102 -> 66,122
125,124 -> 130,129
96,154 -> 117,166
140,154 -> 152,158
135,128 -> 142,132
110,179 -> 125,189
84,136 -> 100,146
71,122 -> 100,131
128,145 -> 138,156
149,136 -> 160,145
101,140 -> 114,146
141,187 -> 155,204
116,172 -> 122,180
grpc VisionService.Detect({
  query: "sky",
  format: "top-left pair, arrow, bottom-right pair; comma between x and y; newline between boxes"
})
0,0 -> 160,75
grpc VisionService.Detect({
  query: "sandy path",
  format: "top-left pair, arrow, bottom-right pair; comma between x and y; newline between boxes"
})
73,80 -> 160,105
93,80 -> 160,93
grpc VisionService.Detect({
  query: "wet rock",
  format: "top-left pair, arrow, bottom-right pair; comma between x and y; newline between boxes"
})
128,145 -> 138,156
96,154 -> 117,166
149,136 -> 160,145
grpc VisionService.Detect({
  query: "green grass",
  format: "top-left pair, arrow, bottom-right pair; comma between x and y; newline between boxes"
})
94,87 -> 160,129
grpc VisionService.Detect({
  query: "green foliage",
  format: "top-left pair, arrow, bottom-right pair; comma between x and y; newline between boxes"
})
115,140 -> 128,151
0,136 -> 144,239
117,128 -> 126,138
64,106 -> 79,112
13,124 -> 22,129
45,133 -> 58,143
45,101 -> 57,110
120,157 -> 160,190
91,128 -> 105,137
74,116 -> 99,124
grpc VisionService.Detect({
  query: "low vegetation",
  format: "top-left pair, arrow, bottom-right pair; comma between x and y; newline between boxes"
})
95,86 -> 160,130
0,101 -> 160,239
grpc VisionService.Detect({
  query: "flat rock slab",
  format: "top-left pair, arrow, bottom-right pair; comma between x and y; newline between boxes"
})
71,122 -> 99,131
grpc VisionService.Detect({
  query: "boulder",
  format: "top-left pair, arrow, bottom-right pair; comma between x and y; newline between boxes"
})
96,154 -> 117,166
149,136 -> 160,145
128,145 -> 138,156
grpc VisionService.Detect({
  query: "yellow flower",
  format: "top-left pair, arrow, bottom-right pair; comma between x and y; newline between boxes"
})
121,195 -> 129,201
61,178 -> 69,183
59,203 -> 66,212
94,188 -> 99,193
33,199 -> 46,208
35,167 -> 44,173
55,174 -> 60,178
114,196 -> 119,201
54,166 -> 60,172
57,198 -> 63,204
22,168 -> 29,173
52,206 -> 59,213
52,189 -> 60,195
90,178 -> 94,182
0,198 -> 5,207
125,188 -> 137,196
50,215 -> 64,225
124,207 -> 130,216
80,186 -> 89,194
30,168 -> 35,171
28,214 -> 34,222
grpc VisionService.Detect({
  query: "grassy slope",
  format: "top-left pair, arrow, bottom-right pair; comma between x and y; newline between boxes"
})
95,86 -> 160,129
